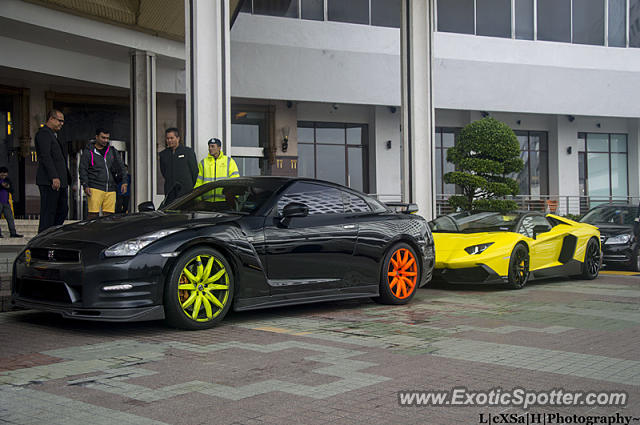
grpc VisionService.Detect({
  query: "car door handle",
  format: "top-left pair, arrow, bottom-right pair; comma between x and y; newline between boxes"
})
343,224 -> 356,229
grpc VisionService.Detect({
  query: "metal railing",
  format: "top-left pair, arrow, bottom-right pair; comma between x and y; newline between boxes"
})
436,194 -> 640,217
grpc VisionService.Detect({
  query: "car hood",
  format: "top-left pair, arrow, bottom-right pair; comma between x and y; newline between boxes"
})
30,211 -> 241,247
589,224 -> 633,236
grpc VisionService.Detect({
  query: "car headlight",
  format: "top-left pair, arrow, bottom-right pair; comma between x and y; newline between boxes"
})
104,229 -> 184,257
464,243 -> 493,255
604,234 -> 632,245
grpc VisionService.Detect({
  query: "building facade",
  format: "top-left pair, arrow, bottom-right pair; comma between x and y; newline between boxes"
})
1,0 -> 639,219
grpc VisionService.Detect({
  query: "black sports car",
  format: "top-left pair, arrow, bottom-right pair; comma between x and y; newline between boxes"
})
12,177 -> 435,329
580,204 -> 640,271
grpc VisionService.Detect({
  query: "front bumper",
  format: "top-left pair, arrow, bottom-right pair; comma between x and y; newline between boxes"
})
433,264 -> 506,284
11,243 -> 170,322
601,244 -> 634,266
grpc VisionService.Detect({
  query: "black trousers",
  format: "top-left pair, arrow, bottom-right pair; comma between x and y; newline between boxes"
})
38,185 -> 68,233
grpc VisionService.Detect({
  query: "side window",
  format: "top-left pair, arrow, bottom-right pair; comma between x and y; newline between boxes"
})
277,182 -> 344,215
343,191 -> 372,213
518,215 -> 551,238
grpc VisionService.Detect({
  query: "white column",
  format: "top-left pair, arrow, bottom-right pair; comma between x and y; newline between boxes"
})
185,0 -> 231,160
551,115 -> 581,215
629,118 -> 640,201
401,0 -> 435,219
130,50 -> 157,209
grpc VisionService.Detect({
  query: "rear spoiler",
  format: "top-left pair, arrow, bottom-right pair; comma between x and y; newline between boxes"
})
385,202 -> 419,214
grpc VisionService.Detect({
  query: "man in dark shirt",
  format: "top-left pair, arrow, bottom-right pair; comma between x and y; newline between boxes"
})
0,166 -> 22,238
35,109 -> 70,233
159,128 -> 198,204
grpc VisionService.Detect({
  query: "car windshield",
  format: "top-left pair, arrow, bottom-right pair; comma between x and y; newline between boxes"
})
162,178 -> 283,215
581,206 -> 638,225
454,212 -> 521,233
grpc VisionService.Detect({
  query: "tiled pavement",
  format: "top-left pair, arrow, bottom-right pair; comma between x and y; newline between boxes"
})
1,275 -> 640,424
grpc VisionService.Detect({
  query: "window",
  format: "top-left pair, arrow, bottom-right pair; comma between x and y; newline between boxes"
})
518,215 -> 551,238
328,0 -> 369,24
435,128 -> 458,195
512,131 -> 549,197
537,0 -> 572,42
476,0 -> 511,38
241,0 -> 402,28
608,0 -> 627,47
578,133 -> 628,199
234,157 -> 262,176
371,0 -> 401,28
515,0 -> 534,39
573,0 -> 605,45
231,106 -> 271,176
253,0 -> 299,18
343,191 -> 372,213
277,182 -> 344,215
297,122 -> 368,192
631,0 -> 640,47
437,0 -> 474,34
301,0 -> 324,20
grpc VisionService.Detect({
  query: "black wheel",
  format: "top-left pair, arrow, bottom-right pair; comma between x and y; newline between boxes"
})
507,244 -> 529,289
373,243 -> 421,305
164,247 -> 234,330
581,238 -> 601,279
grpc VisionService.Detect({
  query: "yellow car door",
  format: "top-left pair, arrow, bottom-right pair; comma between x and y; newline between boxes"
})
517,214 -> 565,271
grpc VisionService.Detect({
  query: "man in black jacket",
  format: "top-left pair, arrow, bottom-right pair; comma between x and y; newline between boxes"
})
159,128 -> 198,204
35,109 -> 70,233
79,129 -> 127,219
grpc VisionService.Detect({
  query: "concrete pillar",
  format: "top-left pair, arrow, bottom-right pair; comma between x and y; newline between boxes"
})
629,118 -> 640,201
130,50 -> 157,209
401,0 -> 435,219
374,106 -> 402,202
185,0 -> 231,160
549,115 -> 580,215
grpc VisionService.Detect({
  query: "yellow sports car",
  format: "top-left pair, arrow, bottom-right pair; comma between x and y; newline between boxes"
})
429,211 -> 601,288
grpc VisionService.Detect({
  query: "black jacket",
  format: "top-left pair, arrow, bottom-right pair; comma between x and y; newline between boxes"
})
35,126 -> 69,188
79,142 -> 126,192
159,144 -> 198,201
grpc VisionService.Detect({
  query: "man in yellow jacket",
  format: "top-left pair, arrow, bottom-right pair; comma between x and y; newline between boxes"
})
194,138 -> 240,201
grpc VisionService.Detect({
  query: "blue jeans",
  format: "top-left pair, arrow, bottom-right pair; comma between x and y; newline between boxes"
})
0,202 -> 17,235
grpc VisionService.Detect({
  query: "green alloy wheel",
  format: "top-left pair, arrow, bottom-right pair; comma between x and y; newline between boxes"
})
164,247 -> 234,330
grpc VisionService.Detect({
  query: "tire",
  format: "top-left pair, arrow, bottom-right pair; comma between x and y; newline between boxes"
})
507,243 -> 530,289
374,243 -> 420,305
164,247 -> 234,330
580,237 -> 601,280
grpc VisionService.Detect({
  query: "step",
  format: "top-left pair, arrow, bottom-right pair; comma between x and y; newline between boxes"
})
0,220 -> 77,246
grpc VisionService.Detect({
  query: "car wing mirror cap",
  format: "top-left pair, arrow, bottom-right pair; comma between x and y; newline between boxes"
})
532,225 -> 549,239
282,202 -> 309,218
138,201 -> 155,212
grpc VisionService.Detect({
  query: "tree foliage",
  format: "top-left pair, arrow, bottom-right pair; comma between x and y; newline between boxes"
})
443,117 -> 524,212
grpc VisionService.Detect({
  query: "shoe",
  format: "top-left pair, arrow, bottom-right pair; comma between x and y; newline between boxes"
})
10,234 -> 23,238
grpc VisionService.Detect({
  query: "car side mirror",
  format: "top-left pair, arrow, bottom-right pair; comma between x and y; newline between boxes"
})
532,225 -> 549,239
279,202 -> 309,227
138,201 -> 155,212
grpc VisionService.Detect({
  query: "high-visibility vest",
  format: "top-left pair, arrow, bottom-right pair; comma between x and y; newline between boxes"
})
194,152 -> 240,201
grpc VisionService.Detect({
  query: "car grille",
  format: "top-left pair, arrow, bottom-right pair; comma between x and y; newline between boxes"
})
16,278 -> 76,304
29,248 -> 80,263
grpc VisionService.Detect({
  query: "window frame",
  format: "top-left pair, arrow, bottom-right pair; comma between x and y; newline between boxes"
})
297,121 -> 369,193
578,132 -> 629,199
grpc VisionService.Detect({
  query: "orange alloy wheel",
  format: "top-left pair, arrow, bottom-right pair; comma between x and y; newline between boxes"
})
387,248 -> 418,299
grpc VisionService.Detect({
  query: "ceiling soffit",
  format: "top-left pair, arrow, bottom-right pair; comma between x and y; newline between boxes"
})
22,0 -> 247,42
